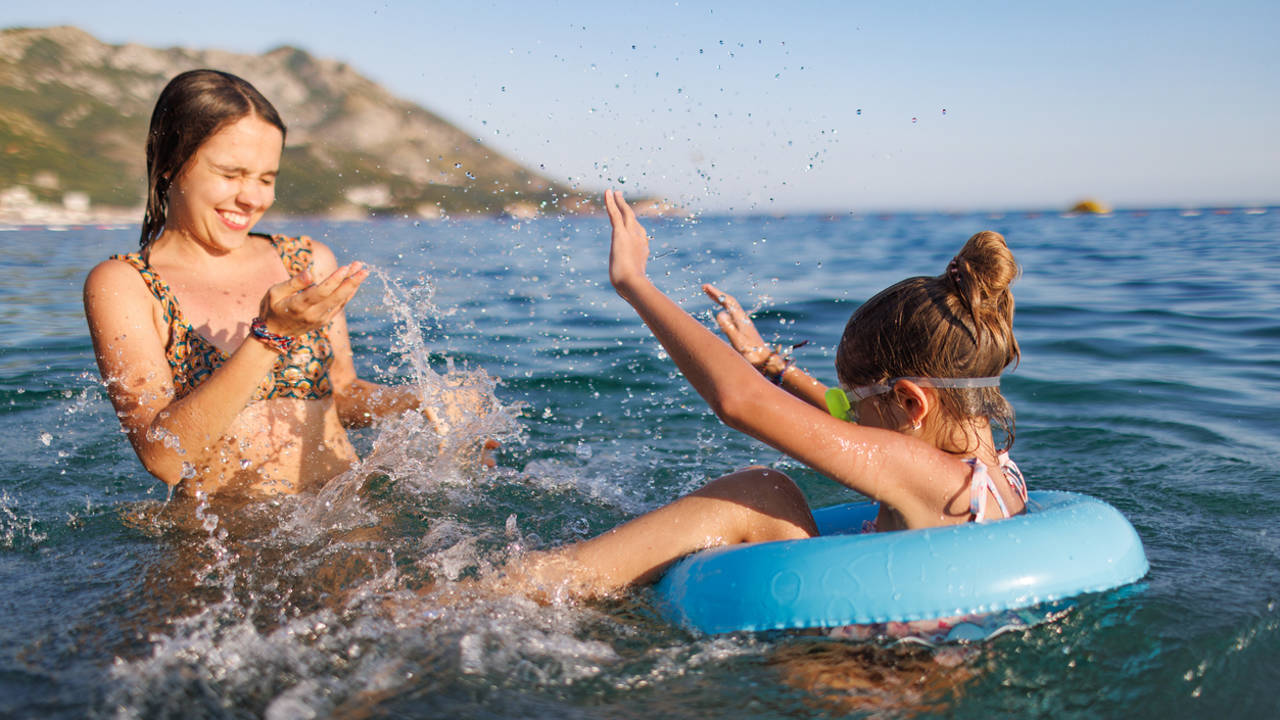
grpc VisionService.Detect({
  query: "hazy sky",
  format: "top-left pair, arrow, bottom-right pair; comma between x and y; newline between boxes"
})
5,1 -> 1278,212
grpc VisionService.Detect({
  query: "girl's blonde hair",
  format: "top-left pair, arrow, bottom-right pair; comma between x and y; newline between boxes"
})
835,231 -> 1021,448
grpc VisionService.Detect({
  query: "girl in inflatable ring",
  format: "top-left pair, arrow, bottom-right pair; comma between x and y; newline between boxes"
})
505,190 -> 1027,604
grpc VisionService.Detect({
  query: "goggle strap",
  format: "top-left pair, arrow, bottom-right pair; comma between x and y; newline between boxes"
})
848,375 -> 1003,399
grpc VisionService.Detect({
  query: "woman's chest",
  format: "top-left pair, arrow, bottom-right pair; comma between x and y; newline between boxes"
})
162,266 -> 289,353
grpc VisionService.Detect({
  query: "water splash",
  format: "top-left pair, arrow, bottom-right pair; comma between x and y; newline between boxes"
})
281,267 -> 526,541
0,490 -> 47,549
192,490 -> 236,600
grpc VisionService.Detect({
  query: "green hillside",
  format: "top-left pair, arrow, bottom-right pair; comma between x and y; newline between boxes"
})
0,26 -> 605,219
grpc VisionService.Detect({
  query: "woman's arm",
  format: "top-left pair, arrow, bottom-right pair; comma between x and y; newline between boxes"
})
84,256 -> 366,487
701,283 -> 830,411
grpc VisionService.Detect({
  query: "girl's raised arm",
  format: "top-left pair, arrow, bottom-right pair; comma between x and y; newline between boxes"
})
603,191 -> 953,522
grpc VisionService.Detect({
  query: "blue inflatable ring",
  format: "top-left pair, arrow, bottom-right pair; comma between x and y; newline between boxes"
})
654,490 -> 1148,635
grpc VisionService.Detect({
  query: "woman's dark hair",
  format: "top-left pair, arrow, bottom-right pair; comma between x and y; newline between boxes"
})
140,69 -> 286,248
835,231 -> 1021,449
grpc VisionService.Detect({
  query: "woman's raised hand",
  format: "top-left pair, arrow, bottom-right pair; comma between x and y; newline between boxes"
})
604,190 -> 650,295
702,284 -> 775,370
258,261 -> 369,337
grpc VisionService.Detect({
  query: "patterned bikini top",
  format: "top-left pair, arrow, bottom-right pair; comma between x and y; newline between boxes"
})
112,234 -> 334,402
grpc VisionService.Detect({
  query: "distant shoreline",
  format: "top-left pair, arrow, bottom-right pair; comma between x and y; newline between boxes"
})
0,204 -> 1271,230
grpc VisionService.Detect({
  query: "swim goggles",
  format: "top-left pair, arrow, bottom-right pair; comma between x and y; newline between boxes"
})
824,376 -> 1002,422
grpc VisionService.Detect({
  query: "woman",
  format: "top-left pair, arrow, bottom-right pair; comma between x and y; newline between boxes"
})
84,69 -> 479,499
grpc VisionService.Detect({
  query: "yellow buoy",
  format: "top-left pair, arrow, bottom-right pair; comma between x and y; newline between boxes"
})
1070,198 -> 1111,214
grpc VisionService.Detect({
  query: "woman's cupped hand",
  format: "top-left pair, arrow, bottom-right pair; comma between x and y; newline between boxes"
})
258,262 -> 369,337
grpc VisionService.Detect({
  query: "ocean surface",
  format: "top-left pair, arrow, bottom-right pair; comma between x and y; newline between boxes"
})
1,208 -> 1277,718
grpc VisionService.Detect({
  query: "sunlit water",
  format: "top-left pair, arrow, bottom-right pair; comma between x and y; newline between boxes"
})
1,208 -> 1277,718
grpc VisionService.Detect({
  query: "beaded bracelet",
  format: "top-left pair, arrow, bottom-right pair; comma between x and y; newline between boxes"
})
767,356 -> 794,385
764,339 -> 807,381
250,317 -> 295,355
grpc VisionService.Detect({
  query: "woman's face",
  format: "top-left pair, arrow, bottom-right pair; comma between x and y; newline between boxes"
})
165,115 -> 283,253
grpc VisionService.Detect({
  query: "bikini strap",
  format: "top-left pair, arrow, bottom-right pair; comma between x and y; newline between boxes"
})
966,458 -> 1005,522
109,252 -> 180,326
966,453 -> 1029,522
269,234 -> 314,277
998,451 -> 1029,502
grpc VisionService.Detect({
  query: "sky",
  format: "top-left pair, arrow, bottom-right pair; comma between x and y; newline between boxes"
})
5,1 -> 1279,213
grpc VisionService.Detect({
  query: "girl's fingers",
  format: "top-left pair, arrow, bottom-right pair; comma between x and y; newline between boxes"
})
604,190 -> 620,222
704,283 -> 747,317
715,310 -> 739,337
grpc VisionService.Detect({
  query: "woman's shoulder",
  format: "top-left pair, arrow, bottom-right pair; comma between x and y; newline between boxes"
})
83,256 -> 165,330
84,255 -> 149,295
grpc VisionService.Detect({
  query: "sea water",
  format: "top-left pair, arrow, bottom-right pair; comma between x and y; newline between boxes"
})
1,208 -> 1277,718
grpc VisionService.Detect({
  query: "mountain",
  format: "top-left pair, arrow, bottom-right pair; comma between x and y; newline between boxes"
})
0,25 -> 609,222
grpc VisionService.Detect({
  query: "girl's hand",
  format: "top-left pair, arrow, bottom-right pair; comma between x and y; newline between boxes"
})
604,190 -> 650,295
702,283 -> 776,370
258,261 -> 369,337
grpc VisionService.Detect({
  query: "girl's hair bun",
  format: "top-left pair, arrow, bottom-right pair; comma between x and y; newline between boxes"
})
946,231 -> 1020,369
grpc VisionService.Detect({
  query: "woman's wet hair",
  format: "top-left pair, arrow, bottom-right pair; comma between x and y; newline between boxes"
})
835,231 -> 1021,448
140,69 -> 286,248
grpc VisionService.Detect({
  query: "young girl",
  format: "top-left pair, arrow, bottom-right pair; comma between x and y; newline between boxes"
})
510,190 -> 1026,598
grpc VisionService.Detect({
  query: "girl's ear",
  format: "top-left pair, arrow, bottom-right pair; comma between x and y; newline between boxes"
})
891,379 -> 933,431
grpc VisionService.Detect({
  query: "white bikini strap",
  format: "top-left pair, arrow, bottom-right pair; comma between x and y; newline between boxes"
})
966,457 -> 1012,522
998,451 -> 1029,502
